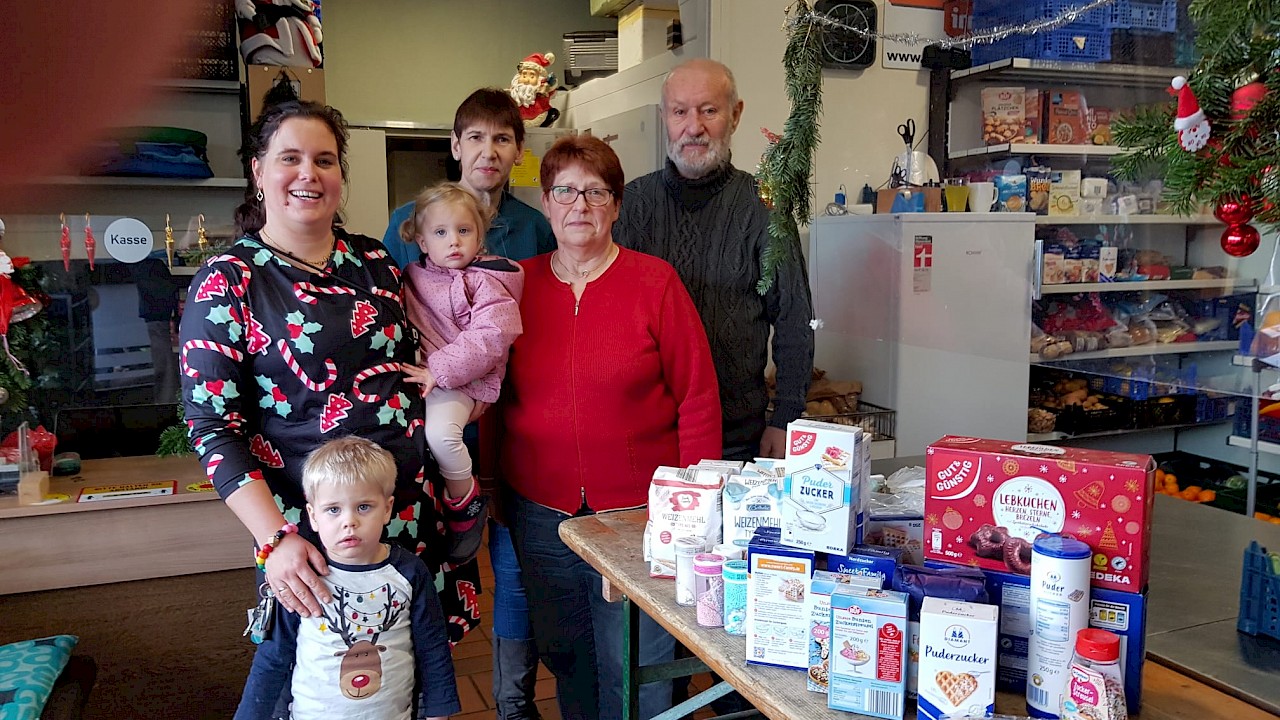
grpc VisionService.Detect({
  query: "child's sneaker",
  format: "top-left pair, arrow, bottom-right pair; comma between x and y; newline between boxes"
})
442,481 -> 489,565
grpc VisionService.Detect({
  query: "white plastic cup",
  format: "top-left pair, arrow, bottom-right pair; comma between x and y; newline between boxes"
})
968,181 -> 997,213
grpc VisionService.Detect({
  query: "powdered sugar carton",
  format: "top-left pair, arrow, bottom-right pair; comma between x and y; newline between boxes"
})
643,466 -> 725,578
828,586 -> 909,718
916,597 -> 998,720
924,437 -> 1154,592
783,419 -> 866,555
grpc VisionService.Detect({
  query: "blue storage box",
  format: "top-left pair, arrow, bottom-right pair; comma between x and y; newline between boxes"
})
1239,541 -> 1280,641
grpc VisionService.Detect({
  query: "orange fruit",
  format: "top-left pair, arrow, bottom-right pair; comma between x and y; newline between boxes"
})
1155,469 -> 1166,484
1270,518 -> 1280,525
1164,473 -> 1178,487
1180,487 -> 1200,501
1256,512 -> 1273,521
1197,489 -> 1216,503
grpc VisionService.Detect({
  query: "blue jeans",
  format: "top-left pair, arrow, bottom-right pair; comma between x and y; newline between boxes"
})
510,493 -> 675,720
489,520 -> 532,640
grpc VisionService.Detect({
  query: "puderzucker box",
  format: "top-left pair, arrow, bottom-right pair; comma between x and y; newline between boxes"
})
924,437 -> 1154,592
782,419 -> 867,555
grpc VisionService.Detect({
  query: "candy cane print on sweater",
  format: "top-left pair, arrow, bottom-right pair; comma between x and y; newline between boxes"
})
276,339 -> 337,392
208,254 -> 253,297
353,362 -> 401,403
181,340 -> 245,378
293,281 -> 356,305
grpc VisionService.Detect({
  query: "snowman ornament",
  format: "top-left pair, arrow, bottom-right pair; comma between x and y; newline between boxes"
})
1171,75 -> 1210,152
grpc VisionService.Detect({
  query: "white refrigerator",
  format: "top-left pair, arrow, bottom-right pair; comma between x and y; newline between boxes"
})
808,213 -> 1038,456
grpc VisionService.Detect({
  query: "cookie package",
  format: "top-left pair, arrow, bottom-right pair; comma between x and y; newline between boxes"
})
923,436 -> 1154,593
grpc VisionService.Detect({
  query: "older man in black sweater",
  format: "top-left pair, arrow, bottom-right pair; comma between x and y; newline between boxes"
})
615,58 -> 814,461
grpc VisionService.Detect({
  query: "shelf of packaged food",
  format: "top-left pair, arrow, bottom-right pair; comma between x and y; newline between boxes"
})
951,58 -> 1186,88
949,143 -> 1121,160
1032,341 -> 1238,363
153,78 -> 240,94
27,176 -> 248,188
1043,278 -> 1255,294
1029,418 -> 1230,443
1034,214 -> 1218,225
1228,435 -> 1280,455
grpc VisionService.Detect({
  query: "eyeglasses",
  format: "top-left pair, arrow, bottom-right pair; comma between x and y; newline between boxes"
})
549,186 -> 615,207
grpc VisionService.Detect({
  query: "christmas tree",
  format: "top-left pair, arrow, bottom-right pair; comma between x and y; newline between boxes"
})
1112,0 -> 1280,255
0,261 -> 54,436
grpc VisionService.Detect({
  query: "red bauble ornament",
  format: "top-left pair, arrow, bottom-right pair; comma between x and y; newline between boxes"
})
1214,195 -> 1256,226
1221,223 -> 1261,257
1232,82 -> 1268,120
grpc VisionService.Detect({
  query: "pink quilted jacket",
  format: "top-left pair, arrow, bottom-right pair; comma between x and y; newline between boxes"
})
402,256 -> 524,403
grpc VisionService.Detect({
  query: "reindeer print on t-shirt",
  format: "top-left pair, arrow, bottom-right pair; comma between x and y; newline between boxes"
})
317,584 -> 406,700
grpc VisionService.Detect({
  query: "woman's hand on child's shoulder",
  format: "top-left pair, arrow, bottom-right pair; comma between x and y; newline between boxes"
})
401,363 -> 438,396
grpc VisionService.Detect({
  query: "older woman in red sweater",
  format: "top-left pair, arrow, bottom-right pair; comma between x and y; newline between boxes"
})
499,135 -> 721,720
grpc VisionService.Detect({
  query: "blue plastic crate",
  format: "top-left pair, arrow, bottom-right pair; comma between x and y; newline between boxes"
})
1026,25 -> 1112,61
1195,394 -> 1233,422
973,0 -> 1108,29
1106,0 -> 1177,31
1239,541 -> 1280,641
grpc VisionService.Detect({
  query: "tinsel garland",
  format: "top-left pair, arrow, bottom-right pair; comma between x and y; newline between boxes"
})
757,2 -> 824,294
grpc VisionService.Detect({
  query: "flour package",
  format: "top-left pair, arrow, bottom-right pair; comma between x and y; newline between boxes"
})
643,466 -> 725,578
723,466 -> 785,546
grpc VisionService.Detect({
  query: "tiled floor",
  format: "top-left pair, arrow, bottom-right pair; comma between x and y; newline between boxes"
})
458,536 -> 716,720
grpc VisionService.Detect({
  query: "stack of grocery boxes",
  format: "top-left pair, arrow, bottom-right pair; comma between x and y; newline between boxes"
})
923,436 -> 1152,717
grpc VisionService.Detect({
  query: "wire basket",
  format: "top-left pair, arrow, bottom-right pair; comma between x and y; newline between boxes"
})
803,400 -> 896,442
1238,541 -> 1280,641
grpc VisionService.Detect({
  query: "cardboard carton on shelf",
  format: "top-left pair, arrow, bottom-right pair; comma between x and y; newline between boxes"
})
875,187 -> 942,213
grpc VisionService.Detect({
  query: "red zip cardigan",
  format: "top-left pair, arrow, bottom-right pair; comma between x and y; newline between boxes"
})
499,247 -> 722,514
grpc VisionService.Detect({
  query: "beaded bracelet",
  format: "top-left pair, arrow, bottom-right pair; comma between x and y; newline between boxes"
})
254,522 -> 299,571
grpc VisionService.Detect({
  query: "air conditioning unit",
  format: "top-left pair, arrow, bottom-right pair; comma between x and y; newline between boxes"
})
562,31 -> 619,86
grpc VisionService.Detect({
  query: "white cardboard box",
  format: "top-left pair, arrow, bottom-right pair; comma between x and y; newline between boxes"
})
916,597 -> 999,720
782,420 -> 865,554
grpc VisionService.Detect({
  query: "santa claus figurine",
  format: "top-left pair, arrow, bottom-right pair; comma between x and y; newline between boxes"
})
1171,75 -> 1210,152
509,52 -> 560,127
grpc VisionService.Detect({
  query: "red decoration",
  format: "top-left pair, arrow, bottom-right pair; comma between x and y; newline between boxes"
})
1232,81 -> 1268,120
1221,223 -> 1261,257
83,219 -> 96,271
60,218 -> 71,272
1171,76 -> 1211,152
1214,195 -> 1256,226
0,274 -> 42,375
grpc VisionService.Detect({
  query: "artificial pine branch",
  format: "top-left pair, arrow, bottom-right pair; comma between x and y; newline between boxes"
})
1113,0 -> 1280,225
757,3 -> 823,295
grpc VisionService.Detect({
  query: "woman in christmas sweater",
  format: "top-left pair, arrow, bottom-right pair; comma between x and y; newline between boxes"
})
495,135 -> 722,720
179,100 -> 480,648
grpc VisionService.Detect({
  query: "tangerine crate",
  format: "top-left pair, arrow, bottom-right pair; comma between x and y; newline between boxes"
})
1238,541 -> 1280,641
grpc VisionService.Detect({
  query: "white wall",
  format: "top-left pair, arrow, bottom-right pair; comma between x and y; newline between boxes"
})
322,0 -> 616,127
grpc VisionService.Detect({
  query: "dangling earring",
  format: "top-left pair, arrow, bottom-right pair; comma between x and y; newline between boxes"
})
256,189 -> 264,202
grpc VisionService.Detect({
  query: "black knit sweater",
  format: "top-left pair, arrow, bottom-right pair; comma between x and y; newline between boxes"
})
615,159 -> 815,457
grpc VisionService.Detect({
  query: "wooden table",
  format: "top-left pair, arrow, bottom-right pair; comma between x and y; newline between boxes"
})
560,508 -> 1280,720
0,455 -> 250,595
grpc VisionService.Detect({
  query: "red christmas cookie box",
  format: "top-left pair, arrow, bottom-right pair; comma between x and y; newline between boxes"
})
924,436 -> 1154,592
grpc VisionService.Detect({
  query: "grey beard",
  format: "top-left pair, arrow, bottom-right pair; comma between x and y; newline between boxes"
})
667,137 -> 731,179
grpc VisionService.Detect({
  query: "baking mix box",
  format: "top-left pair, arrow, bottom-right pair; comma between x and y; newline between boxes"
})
916,597 -> 998,720
826,544 -> 905,586
806,571 -> 882,694
783,419 -> 868,555
828,586 -> 910,718
924,437 -> 1154,593
746,526 -> 815,670
977,566 -> 1147,715
866,515 -> 924,565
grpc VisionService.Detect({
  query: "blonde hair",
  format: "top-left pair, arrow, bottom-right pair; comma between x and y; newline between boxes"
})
301,435 -> 397,502
398,181 -> 492,249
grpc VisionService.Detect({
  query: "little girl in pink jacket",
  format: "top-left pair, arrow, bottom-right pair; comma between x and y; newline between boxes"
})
401,182 -> 524,564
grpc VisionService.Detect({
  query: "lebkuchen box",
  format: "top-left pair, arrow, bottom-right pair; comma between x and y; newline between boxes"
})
923,437 -> 1154,593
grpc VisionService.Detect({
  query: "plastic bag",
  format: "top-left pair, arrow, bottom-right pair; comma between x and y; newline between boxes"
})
1,425 -> 56,471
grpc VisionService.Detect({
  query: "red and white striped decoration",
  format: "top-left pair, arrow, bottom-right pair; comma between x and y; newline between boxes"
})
276,339 -> 337,392
371,287 -> 399,302
224,411 -> 245,431
353,362 -> 401,402
209,255 -> 253,297
205,453 -> 223,481
406,417 -> 424,438
364,248 -> 389,260
182,339 -> 245,378
293,282 -> 357,305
